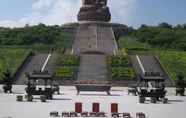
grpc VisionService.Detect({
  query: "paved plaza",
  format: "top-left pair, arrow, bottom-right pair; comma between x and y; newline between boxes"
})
0,85 -> 186,118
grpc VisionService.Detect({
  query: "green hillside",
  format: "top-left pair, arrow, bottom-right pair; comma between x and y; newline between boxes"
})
0,24 -> 75,48
0,48 -> 31,80
0,23 -> 186,82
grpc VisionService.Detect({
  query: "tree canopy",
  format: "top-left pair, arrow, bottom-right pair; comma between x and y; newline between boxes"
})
0,22 -> 186,51
133,23 -> 186,50
0,23 -> 75,47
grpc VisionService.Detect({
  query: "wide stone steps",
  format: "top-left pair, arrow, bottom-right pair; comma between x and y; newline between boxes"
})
130,55 -> 172,86
77,54 -> 107,81
15,53 -> 56,85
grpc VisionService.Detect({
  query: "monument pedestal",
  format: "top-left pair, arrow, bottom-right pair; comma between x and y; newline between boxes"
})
72,22 -> 118,55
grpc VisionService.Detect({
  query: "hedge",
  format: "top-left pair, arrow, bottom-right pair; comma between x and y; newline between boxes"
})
107,55 -> 131,67
107,55 -> 135,80
57,55 -> 79,66
54,55 -> 79,80
55,67 -> 77,79
111,67 -> 135,80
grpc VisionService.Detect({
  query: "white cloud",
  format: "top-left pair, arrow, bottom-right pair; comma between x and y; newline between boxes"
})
32,0 -> 54,10
0,0 -> 136,27
109,0 -> 137,25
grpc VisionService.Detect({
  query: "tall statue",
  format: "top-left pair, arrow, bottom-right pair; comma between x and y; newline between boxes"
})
78,0 -> 111,22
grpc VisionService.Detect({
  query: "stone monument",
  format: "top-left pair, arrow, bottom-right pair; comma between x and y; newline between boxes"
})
73,0 -> 118,55
78,0 -> 111,22
74,0 -> 118,82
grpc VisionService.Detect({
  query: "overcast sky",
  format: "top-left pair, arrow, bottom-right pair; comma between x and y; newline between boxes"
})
0,0 -> 186,28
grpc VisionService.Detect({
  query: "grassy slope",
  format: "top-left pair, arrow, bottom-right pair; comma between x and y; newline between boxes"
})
59,32 -> 74,48
118,36 -> 186,81
118,36 -> 151,49
0,48 -> 31,79
0,30 -> 74,80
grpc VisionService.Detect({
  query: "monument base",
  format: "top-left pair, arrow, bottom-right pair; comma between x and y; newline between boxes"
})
72,22 -> 118,55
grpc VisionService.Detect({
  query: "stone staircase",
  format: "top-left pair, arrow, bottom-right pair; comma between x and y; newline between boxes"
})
15,53 -> 56,85
78,54 -> 107,81
130,55 -> 172,86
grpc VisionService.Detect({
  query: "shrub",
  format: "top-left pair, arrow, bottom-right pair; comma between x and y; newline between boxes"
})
55,55 -> 79,80
55,67 -> 76,79
107,56 -> 130,67
111,67 -> 135,80
107,55 -> 135,80
57,55 -> 79,66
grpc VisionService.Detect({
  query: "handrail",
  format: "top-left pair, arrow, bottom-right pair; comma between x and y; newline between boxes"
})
154,56 -> 173,86
110,27 -> 118,55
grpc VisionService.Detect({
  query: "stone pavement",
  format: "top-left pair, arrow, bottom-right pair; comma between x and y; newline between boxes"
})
0,85 -> 186,118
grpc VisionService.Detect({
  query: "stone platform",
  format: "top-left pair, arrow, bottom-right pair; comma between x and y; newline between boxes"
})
0,85 -> 186,118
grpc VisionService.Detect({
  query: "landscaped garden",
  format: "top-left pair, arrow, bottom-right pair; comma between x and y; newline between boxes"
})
0,24 -> 76,82
56,55 -> 79,66
107,55 -> 135,80
54,55 -> 79,80
0,48 -> 31,81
